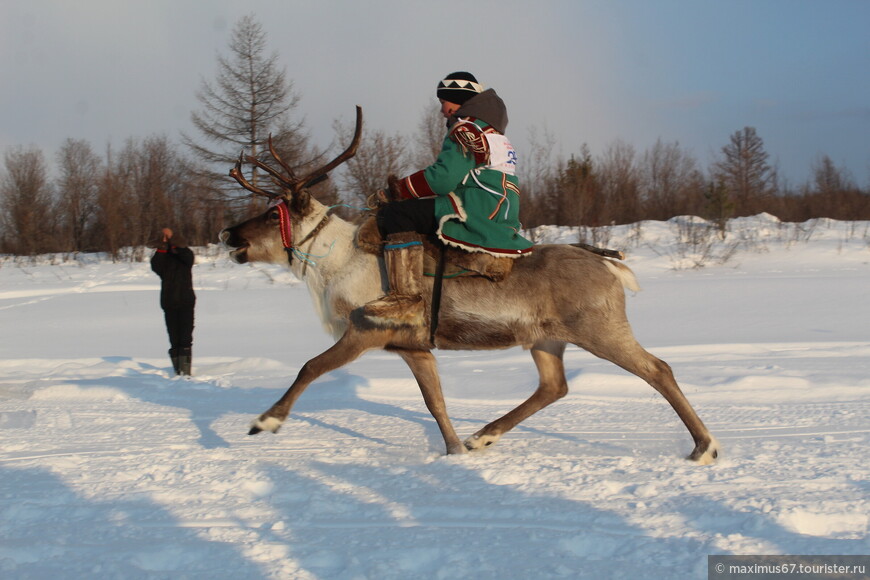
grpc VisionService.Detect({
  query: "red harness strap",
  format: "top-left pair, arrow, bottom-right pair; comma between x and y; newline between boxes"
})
270,198 -> 331,265
273,199 -> 294,251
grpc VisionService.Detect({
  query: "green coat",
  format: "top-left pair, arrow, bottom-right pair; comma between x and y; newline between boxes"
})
395,102 -> 533,257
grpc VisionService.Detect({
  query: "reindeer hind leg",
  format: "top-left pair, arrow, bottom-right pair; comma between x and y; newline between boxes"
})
577,329 -> 718,463
465,340 -> 569,451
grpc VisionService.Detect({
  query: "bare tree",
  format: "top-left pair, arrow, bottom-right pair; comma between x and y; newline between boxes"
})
411,105 -> 445,168
810,154 -> 855,196
0,146 -> 55,255
518,126 -> 562,228
56,138 -> 101,252
138,136 -> 190,248
183,13 -> 309,209
597,140 -> 641,224
777,154 -> 866,221
713,127 -> 776,215
94,144 -> 126,261
181,173 -> 234,246
99,136 -> 191,257
640,139 -> 705,220
335,119 -> 411,210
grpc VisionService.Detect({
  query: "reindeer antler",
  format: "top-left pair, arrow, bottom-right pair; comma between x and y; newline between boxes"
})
229,150 -> 282,199
245,142 -> 297,190
295,105 -> 363,192
268,135 -> 298,183
229,106 -> 363,198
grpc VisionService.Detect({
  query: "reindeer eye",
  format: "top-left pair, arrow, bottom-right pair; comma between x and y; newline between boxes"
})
268,210 -> 281,221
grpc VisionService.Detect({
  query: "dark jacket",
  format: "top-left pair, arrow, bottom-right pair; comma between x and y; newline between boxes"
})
151,244 -> 196,309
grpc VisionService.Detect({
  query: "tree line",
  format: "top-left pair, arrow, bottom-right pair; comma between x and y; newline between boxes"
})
2,15 -> 868,258
517,126 -> 869,232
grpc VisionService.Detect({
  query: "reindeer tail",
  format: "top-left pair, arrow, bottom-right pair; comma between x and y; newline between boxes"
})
603,260 -> 641,293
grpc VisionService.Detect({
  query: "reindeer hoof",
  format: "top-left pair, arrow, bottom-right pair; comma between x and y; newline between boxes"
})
464,432 -> 501,451
249,415 -> 283,435
687,436 -> 720,465
445,442 -> 469,455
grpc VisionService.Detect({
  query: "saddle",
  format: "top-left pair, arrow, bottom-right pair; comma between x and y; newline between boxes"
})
355,215 -> 515,282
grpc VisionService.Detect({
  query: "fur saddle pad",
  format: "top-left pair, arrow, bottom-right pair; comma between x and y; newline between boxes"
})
355,215 -> 514,282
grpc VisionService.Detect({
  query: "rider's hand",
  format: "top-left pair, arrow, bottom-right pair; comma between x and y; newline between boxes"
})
386,175 -> 402,201
366,190 -> 389,209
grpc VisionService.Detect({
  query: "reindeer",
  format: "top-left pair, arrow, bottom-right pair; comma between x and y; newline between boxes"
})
220,107 -> 719,464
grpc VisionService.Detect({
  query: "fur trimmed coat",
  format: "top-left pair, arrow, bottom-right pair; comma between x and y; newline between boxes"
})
393,89 -> 533,257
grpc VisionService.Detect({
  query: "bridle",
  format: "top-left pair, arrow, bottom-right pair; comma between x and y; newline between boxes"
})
228,106 -> 362,266
270,197 -> 331,265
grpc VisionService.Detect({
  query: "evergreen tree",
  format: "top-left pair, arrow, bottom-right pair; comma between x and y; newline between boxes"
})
558,146 -> 599,226
183,14 -> 309,210
704,178 -> 734,238
713,127 -> 776,215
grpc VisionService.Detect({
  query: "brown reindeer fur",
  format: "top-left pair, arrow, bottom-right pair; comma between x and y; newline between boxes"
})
354,215 -> 382,255
222,153 -> 718,465
362,232 -> 426,328
424,242 -> 515,282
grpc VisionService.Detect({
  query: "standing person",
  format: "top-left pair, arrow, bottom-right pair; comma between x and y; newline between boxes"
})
365,71 -> 533,326
150,227 -> 195,375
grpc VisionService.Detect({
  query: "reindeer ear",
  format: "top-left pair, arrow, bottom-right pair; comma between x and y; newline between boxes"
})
290,190 -> 310,215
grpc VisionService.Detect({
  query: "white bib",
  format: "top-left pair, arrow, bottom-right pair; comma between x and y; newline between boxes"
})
484,133 -> 518,175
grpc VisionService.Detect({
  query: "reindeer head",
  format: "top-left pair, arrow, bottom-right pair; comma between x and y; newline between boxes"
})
220,107 -> 362,265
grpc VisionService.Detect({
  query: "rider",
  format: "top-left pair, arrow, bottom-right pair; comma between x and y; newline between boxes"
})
364,71 -> 533,327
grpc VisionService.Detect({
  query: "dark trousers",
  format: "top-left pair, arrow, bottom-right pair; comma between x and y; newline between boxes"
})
377,198 -> 438,237
163,306 -> 194,355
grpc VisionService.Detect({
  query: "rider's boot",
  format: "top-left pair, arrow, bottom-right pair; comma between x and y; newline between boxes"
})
363,232 -> 425,326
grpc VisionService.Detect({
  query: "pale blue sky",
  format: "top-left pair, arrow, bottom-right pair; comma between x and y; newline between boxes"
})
2,0 -> 869,186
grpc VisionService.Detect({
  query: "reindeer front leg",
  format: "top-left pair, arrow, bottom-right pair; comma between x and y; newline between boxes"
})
396,349 -> 466,455
249,328 -> 386,435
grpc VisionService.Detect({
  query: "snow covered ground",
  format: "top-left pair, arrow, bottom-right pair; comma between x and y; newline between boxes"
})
1,215 -> 867,579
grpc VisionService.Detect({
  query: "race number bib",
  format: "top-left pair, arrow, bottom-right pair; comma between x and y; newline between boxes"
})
484,133 -> 518,175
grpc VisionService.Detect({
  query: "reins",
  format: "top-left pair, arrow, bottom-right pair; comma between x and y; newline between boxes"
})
429,244 -> 447,346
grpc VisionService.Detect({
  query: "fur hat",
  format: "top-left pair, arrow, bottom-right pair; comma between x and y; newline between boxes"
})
437,72 -> 484,105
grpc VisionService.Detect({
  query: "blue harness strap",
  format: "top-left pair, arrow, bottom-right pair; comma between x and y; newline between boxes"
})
384,240 -> 423,251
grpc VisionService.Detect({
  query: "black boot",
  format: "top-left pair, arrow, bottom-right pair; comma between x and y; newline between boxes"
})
178,347 -> 192,376
169,349 -> 181,375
